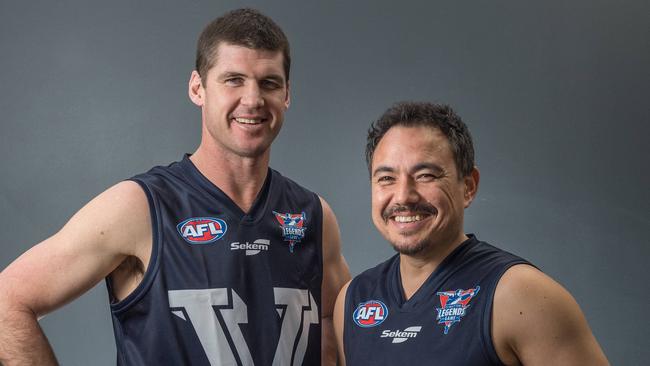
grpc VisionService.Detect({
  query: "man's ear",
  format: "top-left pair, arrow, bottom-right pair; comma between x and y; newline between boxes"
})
284,80 -> 291,109
188,70 -> 204,107
463,167 -> 480,208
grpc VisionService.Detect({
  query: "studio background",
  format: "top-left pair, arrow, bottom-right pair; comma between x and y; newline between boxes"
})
1,0 -> 647,364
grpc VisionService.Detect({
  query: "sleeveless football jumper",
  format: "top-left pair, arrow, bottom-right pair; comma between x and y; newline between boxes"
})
106,155 -> 323,366
343,235 -> 531,366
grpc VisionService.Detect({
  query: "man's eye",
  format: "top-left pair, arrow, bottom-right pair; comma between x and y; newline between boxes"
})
261,80 -> 281,89
377,176 -> 394,184
225,78 -> 244,85
416,173 -> 437,181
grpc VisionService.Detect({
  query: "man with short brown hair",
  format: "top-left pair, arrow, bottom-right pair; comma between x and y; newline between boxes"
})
0,8 -> 349,365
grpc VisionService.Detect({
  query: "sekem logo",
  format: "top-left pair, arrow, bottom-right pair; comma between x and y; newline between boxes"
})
381,326 -> 422,343
230,239 -> 270,256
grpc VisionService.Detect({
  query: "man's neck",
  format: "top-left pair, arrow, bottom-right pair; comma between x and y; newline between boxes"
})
399,232 -> 469,300
190,145 -> 270,213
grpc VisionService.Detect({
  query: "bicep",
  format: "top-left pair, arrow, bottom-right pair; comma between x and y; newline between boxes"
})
493,265 -> 609,366
0,181 -> 150,317
319,197 -> 351,318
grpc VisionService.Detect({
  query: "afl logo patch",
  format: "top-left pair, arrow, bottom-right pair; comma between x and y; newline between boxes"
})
353,300 -> 388,327
177,217 -> 227,244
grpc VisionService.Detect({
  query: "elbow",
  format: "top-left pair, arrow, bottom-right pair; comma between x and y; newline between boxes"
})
0,278 -> 37,327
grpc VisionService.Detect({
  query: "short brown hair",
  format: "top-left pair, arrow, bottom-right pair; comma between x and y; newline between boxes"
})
195,8 -> 291,81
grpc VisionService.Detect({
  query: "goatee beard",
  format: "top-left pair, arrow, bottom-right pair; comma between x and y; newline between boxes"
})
390,237 -> 428,256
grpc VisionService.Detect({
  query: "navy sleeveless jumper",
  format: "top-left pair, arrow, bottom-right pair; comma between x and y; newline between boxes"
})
343,235 -> 530,365
107,155 -> 323,366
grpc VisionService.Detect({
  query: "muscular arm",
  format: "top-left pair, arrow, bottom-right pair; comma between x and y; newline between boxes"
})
0,181 -> 151,365
319,197 -> 351,366
492,264 -> 609,366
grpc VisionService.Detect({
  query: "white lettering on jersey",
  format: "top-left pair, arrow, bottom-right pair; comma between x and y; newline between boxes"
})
272,288 -> 319,366
168,287 -> 319,366
168,288 -> 253,365
230,239 -> 270,256
380,326 -> 422,343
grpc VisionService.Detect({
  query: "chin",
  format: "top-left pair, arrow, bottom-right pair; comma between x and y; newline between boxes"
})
234,144 -> 272,158
390,239 -> 428,256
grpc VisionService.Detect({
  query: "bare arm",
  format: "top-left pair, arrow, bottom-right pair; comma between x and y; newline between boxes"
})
492,264 -> 609,366
0,181 -> 151,365
319,197 -> 351,366
333,280 -> 351,366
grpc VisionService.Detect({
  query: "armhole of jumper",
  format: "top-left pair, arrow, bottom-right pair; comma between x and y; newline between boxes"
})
342,276 -> 357,361
481,261 -> 534,366
315,193 -> 324,302
108,178 -> 162,315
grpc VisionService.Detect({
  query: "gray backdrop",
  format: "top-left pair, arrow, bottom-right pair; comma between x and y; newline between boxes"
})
1,0 -> 648,364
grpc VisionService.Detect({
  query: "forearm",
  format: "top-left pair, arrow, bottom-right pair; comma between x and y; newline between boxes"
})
0,306 -> 58,366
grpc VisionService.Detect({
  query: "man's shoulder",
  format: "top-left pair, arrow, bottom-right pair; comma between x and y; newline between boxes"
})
493,264 -> 574,335
496,263 -> 544,291
126,157 -> 194,200
131,158 -> 186,182
491,263 -> 609,365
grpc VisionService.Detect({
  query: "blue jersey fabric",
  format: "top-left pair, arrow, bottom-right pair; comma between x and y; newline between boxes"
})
106,155 -> 323,365
343,235 -> 530,365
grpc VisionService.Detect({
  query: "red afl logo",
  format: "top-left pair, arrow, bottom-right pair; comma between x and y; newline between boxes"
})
353,300 -> 388,327
177,217 -> 227,244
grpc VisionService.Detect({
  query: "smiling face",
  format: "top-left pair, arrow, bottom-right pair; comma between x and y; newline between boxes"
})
189,42 -> 290,159
371,125 -> 479,257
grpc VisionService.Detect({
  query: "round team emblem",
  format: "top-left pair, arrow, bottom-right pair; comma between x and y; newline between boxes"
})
353,300 -> 388,327
177,217 -> 228,244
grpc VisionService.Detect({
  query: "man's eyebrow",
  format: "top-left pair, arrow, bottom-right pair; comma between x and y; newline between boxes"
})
372,165 -> 395,177
411,162 -> 444,175
218,71 -> 246,79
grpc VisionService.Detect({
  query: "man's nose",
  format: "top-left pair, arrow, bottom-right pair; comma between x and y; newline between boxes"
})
394,177 -> 419,205
240,83 -> 264,108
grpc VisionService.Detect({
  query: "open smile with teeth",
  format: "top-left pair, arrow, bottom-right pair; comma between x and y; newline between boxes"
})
234,117 -> 265,124
393,214 -> 427,223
